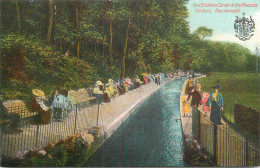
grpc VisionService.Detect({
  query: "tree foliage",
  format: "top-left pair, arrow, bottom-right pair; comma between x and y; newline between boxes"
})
0,0 -> 256,100
194,26 -> 213,40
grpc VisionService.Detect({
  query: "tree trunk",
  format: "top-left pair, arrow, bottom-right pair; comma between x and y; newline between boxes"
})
109,20 -> 113,65
46,0 -> 54,44
143,2 -> 150,35
120,11 -> 133,78
52,5 -> 57,46
75,4 -> 80,58
15,0 -> 21,31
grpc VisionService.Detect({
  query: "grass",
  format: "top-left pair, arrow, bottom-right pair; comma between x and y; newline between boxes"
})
197,72 -> 260,123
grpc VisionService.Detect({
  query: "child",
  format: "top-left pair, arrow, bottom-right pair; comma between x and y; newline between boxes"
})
181,96 -> 191,117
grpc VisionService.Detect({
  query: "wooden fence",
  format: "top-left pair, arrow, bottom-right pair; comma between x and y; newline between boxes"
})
192,108 -> 260,166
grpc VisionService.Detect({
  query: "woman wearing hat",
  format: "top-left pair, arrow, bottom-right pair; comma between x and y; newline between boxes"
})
187,80 -> 202,108
107,79 -> 116,97
206,84 -> 224,125
134,75 -> 141,88
92,81 -> 104,104
32,89 -> 49,112
185,78 -> 193,95
187,87 -> 202,109
31,89 -> 50,124
142,73 -> 149,85
194,80 -> 201,92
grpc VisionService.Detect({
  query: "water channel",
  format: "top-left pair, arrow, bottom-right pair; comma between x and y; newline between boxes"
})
86,78 -> 186,167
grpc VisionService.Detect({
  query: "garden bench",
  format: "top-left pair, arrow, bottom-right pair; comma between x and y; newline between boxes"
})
1,100 -> 38,131
69,88 -> 96,106
3,100 -> 38,119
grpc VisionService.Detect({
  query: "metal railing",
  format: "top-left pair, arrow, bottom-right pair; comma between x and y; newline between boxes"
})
192,108 -> 260,166
0,101 -> 97,157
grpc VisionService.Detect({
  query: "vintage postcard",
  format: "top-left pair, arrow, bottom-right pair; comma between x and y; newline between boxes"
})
0,0 -> 259,167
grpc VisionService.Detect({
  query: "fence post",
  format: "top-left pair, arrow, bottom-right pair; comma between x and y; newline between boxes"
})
245,138 -> 249,166
74,104 -> 78,134
213,124 -> 217,163
183,133 -> 187,163
198,108 -> 200,141
96,103 -> 100,126
192,108 -> 201,140
35,124 -> 39,147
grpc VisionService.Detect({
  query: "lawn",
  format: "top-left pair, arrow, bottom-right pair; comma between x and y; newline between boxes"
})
197,72 -> 260,123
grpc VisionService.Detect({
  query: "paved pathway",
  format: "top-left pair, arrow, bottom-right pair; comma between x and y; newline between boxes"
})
180,79 -> 192,136
180,75 -> 227,137
180,76 -> 208,136
1,79 -> 174,156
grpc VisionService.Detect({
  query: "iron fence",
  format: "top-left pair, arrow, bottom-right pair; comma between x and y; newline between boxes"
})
192,108 -> 260,166
0,103 -> 85,157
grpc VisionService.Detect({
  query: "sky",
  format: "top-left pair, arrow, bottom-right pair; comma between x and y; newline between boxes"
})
186,0 -> 260,53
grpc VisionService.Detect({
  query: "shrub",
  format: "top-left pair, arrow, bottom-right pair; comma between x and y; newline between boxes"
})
0,33 -> 95,100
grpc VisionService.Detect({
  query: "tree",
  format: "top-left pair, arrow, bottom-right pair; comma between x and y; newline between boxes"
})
15,0 -> 21,31
1,0 -> 256,101
120,2 -> 135,78
194,26 -> 213,40
104,0 -> 114,65
46,0 -> 54,44
75,1 -> 80,58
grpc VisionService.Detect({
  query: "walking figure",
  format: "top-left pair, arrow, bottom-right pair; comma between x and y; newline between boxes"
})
187,80 -> 202,109
206,84 -> 224,125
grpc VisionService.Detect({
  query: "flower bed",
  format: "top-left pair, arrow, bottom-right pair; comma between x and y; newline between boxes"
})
1,129 -> 99,167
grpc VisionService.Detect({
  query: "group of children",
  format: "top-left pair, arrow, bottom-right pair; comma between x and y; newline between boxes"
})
182,77 -> 202,117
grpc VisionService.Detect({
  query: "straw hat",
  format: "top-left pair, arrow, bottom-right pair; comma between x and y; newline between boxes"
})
32,89 -> 45,97
142,73 -> 148,76
95,80 -> 103,86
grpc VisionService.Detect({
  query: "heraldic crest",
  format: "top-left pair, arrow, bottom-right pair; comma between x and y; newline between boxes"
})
234,13 -> 255,41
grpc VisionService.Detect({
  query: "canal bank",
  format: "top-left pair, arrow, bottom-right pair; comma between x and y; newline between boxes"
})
180,75 -> 218,167
86,78 -> 186,167
2,76 -> 187,167
85,77 -> 184,164
180,75 -> 206,136
103,80 -> 169,140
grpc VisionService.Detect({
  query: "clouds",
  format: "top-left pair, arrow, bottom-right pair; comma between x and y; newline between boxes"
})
209,10 -> 260,53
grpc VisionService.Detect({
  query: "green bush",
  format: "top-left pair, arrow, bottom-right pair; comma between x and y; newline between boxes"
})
0,33 -> 95,100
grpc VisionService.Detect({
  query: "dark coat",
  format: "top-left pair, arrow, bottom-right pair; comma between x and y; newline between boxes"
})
187,91 -> 202,108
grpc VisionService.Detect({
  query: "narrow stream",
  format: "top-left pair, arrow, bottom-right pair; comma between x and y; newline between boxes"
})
86,78 -> 186,167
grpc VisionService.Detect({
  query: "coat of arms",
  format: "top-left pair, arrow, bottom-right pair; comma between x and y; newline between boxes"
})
234,13 -> 255,41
